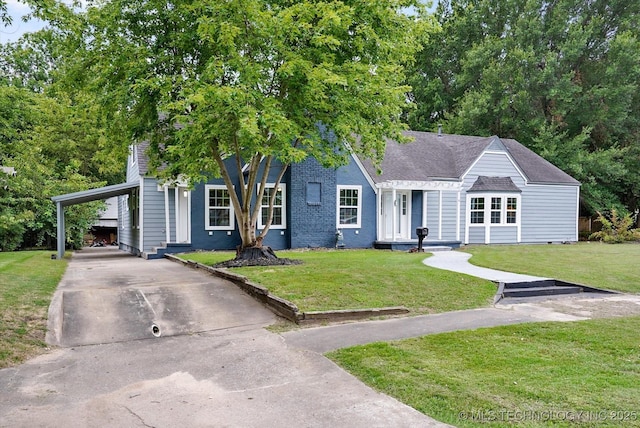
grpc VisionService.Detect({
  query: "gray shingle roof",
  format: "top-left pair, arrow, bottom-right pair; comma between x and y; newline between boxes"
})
468,176 -> 522,193
359,131 -> 579,185
137,140 -> 151,175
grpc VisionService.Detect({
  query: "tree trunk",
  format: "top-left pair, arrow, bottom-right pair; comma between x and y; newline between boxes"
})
235,245 -> 278,261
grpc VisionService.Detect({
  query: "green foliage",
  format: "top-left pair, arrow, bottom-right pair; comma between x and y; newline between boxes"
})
0,80 -> 120,250
60,0 -> 427,248
589,209 -> 640,243
409,0 -> 640,215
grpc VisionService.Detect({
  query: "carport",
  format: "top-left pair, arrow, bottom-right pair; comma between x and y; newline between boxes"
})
51,181 -> 139,260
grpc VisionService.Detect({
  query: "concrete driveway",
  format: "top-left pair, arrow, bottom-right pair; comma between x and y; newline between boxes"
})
0,247 -> 446,427
45,246 -> 275,347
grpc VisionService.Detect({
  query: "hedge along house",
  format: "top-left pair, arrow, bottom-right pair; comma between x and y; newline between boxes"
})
52,130 -> 580,260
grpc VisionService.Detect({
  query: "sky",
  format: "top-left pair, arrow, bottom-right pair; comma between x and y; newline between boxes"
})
1,0 -> 46,44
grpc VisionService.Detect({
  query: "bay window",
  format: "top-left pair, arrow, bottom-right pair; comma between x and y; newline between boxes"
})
469,194 -> 519,225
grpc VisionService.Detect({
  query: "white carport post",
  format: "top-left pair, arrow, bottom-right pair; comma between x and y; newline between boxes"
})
56,201 -> 65,260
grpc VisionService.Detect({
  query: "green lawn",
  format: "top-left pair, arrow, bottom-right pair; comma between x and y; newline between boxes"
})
464,242 -> 640,293
323,243 -> 640,427
0,251 -> 68,368
329,317 -> 640,427
181,249 -> 497,313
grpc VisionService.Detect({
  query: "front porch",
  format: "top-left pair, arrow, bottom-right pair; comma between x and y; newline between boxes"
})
373,239 -> 462,251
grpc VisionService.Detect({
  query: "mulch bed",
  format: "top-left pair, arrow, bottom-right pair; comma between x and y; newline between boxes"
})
213,256 -> 303,268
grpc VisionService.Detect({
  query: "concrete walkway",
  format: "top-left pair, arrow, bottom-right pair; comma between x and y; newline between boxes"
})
422,250 -> 549,283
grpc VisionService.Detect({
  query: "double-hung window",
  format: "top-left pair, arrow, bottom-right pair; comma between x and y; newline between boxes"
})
257,184 -> 286,229
337,185 -> 362,228
470,197 -> 485,224
491,197 -> 502,224
205,185 -> 234,230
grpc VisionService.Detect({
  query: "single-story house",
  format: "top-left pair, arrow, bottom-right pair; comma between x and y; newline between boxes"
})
52,130 -> 580,259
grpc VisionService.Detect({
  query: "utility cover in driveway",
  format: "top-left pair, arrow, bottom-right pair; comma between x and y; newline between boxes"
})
47,247 -> 275,347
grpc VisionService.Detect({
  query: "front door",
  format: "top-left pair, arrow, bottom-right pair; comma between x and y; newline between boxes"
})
381,191 -> 411,240
176,188 -> 190,243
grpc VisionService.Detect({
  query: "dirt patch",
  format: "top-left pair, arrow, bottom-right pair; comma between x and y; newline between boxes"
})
537,294 -> 640,319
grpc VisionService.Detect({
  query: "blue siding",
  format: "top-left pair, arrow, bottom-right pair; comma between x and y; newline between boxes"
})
462,151 -> 578,244
462,153 -> 526,188
422,190 -> 460,241
289,157 -> 337,248
117,192 -> 141,255
441,191 -> 458,239
488,226 -> 518,243
336,155 -> 377,248
520,185 -> 578,242
425,191 -> 440,237
189,159 -> 291,251
468,227 -> 485,243
142,178 -> 167,252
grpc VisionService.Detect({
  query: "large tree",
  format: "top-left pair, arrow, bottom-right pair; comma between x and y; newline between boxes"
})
1,22 -> 125,251
62,0 -> 424,258
408,0 -> 640,215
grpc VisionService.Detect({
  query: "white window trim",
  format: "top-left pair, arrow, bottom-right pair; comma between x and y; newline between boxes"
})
468,193 -> 521,226
337,185 -> 362,228
257,183 -> 286,230
205,184 -> 235,231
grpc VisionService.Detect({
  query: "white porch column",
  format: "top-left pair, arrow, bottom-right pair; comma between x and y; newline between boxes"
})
164,185 -> 170,243
174,187 -> 180,243
456,190 -> 461,241
391,188 -> 397,241
376,190 -> 381,241
438,190 -> 443,240
422,190 -> 427,228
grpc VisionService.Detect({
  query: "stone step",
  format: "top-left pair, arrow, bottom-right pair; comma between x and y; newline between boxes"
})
503,285 -> 583,298
422,246 -> 452,252
503,279 -> 557,289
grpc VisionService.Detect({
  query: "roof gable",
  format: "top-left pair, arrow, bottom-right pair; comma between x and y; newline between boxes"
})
468,176 -> 522,193
358,131 -> 579,186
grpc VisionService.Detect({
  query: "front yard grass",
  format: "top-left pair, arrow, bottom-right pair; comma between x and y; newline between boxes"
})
182,249 -> 496,313
329,317 -> 640,427
0,251 -> 67,368
464,242 -> 640,293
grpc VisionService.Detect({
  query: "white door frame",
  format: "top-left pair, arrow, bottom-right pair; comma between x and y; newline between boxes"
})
175,187 -> 191,243
381,190 -> 411,240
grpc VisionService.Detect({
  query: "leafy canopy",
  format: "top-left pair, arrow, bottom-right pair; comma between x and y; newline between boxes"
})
60,0 -> 426,247
69,0 -> 424,176
408,0 -> 640,214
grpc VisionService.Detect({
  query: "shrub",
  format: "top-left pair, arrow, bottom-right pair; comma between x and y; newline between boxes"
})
589,208 -> 640,243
